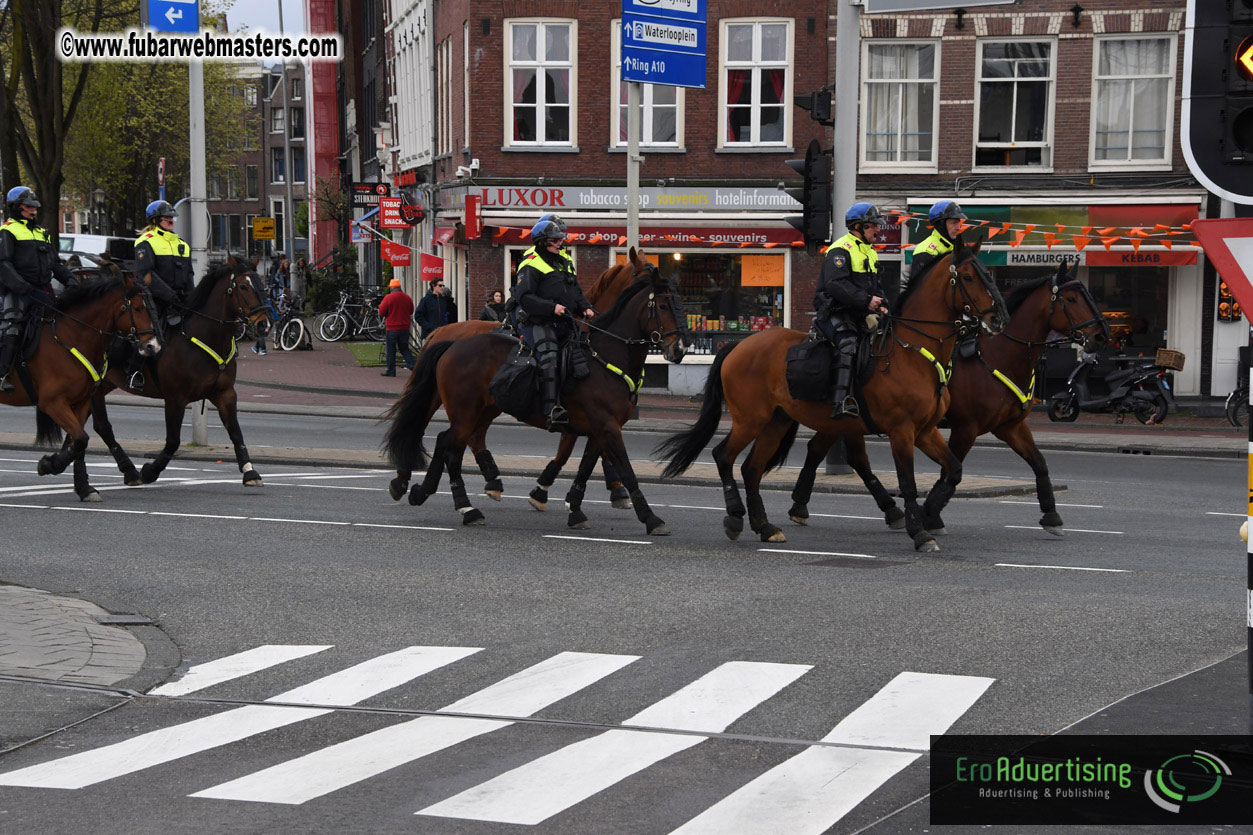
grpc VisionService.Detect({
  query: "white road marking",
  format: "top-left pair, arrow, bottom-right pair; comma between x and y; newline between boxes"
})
151,645 -> 333,697
543,535 -> 653,546
758,549 -> 878,559
996,563 -> 1129,573
669,672 -> 993,835
148,512 -> 249,520
192,651 -> 639,805
999,500 -> 1103,508
1205,511 -> 1245,517
291,484 -> 381,491
248,517 -> 350,526
418,661 -> 810,826
51,507 -> 146,514
352,522 -> 455,532
0,647 -> 481,790
803,513 -> 883,521
1004,525 -> 1123,534
0,502 -> 48,509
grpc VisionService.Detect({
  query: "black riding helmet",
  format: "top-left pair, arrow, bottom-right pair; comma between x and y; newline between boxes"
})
5,186 -> 40,219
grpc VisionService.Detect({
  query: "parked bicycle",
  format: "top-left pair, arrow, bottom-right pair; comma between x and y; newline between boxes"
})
274,291 -> 309,351
1226,381 -> 1249,427
317,290 -> 386,342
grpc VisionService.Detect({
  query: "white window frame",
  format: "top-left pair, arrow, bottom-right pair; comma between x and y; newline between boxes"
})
609,20 -> 684,150
972,37 -> 1057,172
859,39 -> 940,173
503,18 -> 578,149
718,17 -> 794,149
1088,33 -> 1176,172
270,106 -> 285,134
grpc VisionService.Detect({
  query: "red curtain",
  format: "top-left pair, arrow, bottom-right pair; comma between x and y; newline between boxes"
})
726,70 -> 748,141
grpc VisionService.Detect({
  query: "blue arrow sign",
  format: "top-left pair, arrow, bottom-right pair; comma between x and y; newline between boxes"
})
622,0 -> 707,89
149,0 -> 199,34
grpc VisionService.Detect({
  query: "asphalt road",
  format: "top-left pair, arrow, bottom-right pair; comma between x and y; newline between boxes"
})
0,408 -> 1247,835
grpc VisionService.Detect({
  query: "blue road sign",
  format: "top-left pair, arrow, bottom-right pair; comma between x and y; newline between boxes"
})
622,0 -> 707,89
148,0 -> 199,34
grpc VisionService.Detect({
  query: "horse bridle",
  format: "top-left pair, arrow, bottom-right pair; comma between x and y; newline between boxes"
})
118,285 -> 159,342
1051,278 -> 1109,348
949,256 -> 1004,332
226,271 -> 270,322
582,264 -> 691,349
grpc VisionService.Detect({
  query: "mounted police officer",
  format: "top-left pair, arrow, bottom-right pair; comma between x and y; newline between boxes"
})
509,214 -> 594,431
0,186 -> 77,392
910,200 -> 965,283
127,199 -> 192,387
814,202 -> 890,418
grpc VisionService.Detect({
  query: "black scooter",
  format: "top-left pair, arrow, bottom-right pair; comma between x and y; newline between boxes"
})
1047,353 -> 1176,425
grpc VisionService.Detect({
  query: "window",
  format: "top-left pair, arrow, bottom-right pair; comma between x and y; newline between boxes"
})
289,107 -> 304,139
610,21 -> 682,148
211,214 -> 228,249
209,174 -> 222,200
861,41 -> 939,170
243,119 -> 260,150
505,20 -> 575,146
975,40 -> 1055,167
245,85 -> 258,108
1090,35 -> 1175,167
271,106 -> 284,133
272,201 -> 285,248
229,214 -> 243,251
271,147 -> 286,183
62,212 -> 74,234
291,147 -> 306,183
227,167 -> 242,201
291,77 -> 303,100
246,165 -> 259,200
720,19 -> 792,147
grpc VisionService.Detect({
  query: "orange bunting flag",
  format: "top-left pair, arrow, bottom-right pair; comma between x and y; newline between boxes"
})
1182,223 -> 1192,231
1131,238 -> 1142,252
1055,224 -> 1066,233
1096,227 -> 1115,237
1012,229 -> 1029,247
987,226 -> 1003,239
494,227 -> 508,239
764,242 -> 778,248
1022,223 -> 1037,236
790,240 -> 803,247
1081,226 -> 1092,237
1072,235 -> 1091,252
1000,222 -> 1012,234
1166,228 -> 1182,236
617,236 -> 627,245
958,222 -> 971,234
738,242 -> 753,248
1100,236 -> 1120,251
895,213 -> 909,225
1152,224 -> 1171,233
589,234 -> 602,243
710,240 -> 726,246
1043,232 -> 1057,249
1128,227 -> 1148,238
1161,240 -> 1173,250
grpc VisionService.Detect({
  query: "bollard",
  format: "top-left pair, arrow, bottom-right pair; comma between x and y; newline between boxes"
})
824,436 -> 853,475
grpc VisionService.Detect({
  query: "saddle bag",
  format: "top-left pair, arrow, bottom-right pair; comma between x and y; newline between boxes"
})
488,347 -> 538,420
562,340 -> 591,394
785,339 -> 834,402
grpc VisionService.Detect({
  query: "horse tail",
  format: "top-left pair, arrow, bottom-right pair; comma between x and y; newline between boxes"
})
763,411 -> 800,473
35,409 -> 63,447
381,339 -> 454,470
655,341 -> 734,478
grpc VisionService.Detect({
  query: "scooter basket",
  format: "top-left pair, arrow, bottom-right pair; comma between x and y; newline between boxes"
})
1154,349 -> 1185,371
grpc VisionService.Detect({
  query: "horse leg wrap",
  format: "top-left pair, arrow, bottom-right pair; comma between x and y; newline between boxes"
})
537,460 -> 562,488
867,476 -> 895,511
241,460 -> 263,487
475,450 -> 501,482
922,480 -> 956,520
1040,510 -> 1064,535
723,482 -> 746,518
790,466 -> 816,506
564,481 -> 586,512
567,507 -> 590,529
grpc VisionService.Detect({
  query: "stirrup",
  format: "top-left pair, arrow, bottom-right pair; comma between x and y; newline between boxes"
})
0,375 -> 13,393
830,396 -> 859,418
546,405 -> 568,431
127,370 -> 145,389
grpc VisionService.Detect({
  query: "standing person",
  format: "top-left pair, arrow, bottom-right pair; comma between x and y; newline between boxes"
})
252,256 -> 288,356
378,278 -> 416,376
414,277 -> 458,340
0,186 -> 78,392
509,214 -> 595,430
293,255 -> 310,297
814,202 -> 890,419
126,199 -> 191,388
479,289 -> 506,322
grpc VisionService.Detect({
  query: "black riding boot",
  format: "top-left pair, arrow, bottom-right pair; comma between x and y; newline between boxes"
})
829,346 -> 858,418
124,342 -> 146,390
0,335 -> 18,393
541,374 -> 566,431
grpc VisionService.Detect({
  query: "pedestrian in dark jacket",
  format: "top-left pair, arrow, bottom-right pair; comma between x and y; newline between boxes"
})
414,279 -> 457,339
479,290 -> 506,322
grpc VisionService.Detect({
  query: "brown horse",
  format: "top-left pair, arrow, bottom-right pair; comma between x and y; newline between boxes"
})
0,274 -> 161,501
416,258 -> 638,508
383,257 -> 688,534
786,259 -> 1109,537
657,238 -> 1008,551
89,256 -> 272,487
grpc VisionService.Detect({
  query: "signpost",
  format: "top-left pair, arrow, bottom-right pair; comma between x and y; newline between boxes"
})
378,197 -> 407,230
251,217 -> 276,241
157,157 -> 165,203
352,182 -> 391,208
146,0 -> 199,33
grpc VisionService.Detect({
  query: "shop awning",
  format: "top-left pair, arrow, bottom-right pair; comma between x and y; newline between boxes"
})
433,226 -> 457,245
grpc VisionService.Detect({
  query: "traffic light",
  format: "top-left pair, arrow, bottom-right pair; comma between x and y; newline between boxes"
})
1185,0 -> 1253,201
795,88 -> 833,127
785,139 -> 831,255
1219,279 -> 1243,321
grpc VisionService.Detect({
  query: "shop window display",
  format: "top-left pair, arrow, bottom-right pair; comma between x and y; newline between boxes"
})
1084,267 -> 1168,355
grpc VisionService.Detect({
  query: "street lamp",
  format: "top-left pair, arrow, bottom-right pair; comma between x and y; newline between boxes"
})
93,188 -> 105,235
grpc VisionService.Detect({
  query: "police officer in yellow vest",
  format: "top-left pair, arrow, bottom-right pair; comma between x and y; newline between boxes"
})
0,186 -> 78,392
814,202 -> 890,418
909,200 -> 965,283
509,214 -> 594,431
127,199 -> 192,387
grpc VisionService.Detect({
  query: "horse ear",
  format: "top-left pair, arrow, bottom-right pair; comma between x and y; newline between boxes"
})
969,239 -> 982,256
227,253 -> 239,268
628,246 -> 638,264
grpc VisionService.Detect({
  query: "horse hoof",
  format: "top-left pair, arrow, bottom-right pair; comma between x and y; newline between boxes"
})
926,526 -> 947,537
913,532 -> 938,551
568,508 -> 589,528
122,467 -> 141,485
528,488 -> 549,510
140,463 -> 160,484
611,497 -> 632,510
461,508 -> 485,526
36,457 -> 53,477
885,507 -> 906,529
918,540 -> 940,553
1043,525 -> 1065,537
787,503 -> 809,525
408,485 -> 428,506
485,490 -> 502,502
528,497 -> 547,512
1040,511 -> 1064,530
80,490 -> 102,503
724,515 -> 743,541
762,529 -> 787,543
243,474 -> 263,488
647,520 -> 670,536
484,480 -> 504,501
569,518 -> 590,530
610,486 -> 631,509
788,515 -> 808,526
388,478 -> 408,501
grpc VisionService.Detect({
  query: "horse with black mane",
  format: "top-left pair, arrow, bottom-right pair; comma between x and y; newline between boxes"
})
89,255 -> 272,487
786,259 -> 1108,537
383,255 -> 688,533
0,274 -> 161,500
657,237 -> 1008,551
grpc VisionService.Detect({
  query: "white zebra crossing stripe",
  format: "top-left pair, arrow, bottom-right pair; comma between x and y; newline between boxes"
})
190,651 -> 640,805
0,646 -> 480,790
667,672 -> 995,835
418,661 -> 811,825
150,645 -> 332,697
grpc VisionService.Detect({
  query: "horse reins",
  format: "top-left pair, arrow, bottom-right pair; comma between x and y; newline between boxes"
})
998,279 -> 1109,349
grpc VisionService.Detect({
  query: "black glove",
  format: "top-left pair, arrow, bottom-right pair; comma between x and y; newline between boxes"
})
27,290 -> 53,308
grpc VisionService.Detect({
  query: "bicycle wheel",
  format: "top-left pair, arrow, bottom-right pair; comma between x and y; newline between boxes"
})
319,312 -> 349,342
278,318 -> 306,351
362,315 -> 386,341
1227,389 -> 1250,428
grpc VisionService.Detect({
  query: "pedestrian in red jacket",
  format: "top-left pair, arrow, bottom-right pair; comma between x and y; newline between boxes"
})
378,278 -> 415,376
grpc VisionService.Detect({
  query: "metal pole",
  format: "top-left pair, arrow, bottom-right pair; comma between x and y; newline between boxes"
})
190,60 -> 209,445
626,81 -> 642,251
826,0 -> 860,476
279,1 -> 296,271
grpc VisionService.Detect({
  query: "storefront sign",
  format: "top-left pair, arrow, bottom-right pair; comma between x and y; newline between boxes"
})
378,197 -> 407,230
740,254 -> 785,286
475,185 -> 800,212
420,254 -> 445,282
352,182 -> 390,207
251,217 -> 275,241
494,225 -> 803,247
381,239 -> 411,267
464,195 -> 482,240
1006,250 -> 1085,266
394,168 -> 420,187
1086,250 -> 1197,266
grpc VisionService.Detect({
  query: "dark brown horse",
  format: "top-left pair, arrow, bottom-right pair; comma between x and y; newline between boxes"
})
786,260 -> 1108,537
657,238 -> 1008,551
417,258 -> 639,508
89,256 -> 272,487
0,274 -> 161,500
383,257 -> 688,534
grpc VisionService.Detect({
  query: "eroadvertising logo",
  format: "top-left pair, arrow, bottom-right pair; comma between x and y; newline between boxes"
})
930,735 -> 1251,825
